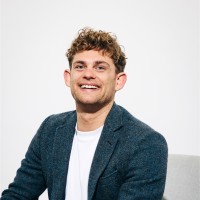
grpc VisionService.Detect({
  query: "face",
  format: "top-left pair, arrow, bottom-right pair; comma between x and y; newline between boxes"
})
64,50 -> 126,108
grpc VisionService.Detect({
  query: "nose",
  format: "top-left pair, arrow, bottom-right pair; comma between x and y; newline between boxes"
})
83,68 -> 96,80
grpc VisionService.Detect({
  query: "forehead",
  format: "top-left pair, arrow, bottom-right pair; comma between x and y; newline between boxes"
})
72,50 -> 114,64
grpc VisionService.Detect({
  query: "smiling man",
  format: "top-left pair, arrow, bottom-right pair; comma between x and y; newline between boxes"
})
1,28 -> 168,200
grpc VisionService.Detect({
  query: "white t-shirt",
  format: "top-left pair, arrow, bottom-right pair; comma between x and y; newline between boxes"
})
65,125 -> 103,200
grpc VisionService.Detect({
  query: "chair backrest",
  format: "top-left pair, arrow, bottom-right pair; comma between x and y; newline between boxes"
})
163,154 -> 200,200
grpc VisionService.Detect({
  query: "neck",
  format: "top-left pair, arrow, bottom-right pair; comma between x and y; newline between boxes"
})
76,101 -> 114,131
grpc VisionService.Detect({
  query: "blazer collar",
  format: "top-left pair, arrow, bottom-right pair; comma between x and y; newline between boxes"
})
88,103 -> 123,200
51,111 -> 77,200
51,103 -> 123,200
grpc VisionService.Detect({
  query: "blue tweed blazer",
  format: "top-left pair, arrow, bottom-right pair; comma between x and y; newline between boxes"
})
1,103 -> 168,200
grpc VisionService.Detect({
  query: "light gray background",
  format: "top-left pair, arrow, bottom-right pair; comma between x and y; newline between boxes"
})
1,0 -> 199,198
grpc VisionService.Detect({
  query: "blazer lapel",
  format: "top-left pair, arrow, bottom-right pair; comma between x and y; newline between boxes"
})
88,103 -> 123,200
51,112 -> 77,200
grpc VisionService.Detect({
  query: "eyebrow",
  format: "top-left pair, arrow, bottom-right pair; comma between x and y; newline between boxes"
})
73,61 -> 85,65
73,60 -> 110,66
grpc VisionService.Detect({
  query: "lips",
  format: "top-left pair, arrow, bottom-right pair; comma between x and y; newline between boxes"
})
80,85 -> 98,89
79,83 -> 100,90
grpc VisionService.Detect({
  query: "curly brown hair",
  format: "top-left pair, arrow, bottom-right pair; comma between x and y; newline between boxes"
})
66,28 -> 127,73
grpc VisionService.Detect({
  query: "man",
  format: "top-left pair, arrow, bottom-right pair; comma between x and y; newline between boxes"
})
1,28 -> 168,200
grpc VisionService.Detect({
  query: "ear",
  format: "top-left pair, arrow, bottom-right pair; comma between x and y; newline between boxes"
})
115,72 -> 127,91
64,69 -> 71,87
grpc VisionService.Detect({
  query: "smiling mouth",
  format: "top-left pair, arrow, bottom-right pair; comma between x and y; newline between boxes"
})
80,85 -> 99,89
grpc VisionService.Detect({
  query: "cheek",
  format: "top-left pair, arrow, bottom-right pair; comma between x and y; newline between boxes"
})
105,79 -> 117,92
68,78 -> 77,92
70,74 -> 79,85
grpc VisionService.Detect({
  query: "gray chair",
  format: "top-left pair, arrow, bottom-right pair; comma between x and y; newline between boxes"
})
163,154 -> 200,200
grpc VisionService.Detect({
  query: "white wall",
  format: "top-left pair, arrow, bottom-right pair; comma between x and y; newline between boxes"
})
1,0 -> 199,198
0,0 -> 2,191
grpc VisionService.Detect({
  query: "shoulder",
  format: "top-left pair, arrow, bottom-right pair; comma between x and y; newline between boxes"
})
115,104 -> 167,149
115,104 -> 154,133
108,105 -> 168,180
29,110 -> 76,153
32,110 -> 76,142
40,110 -> 76,129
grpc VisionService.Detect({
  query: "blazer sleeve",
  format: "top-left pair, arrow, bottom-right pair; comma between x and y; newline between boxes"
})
117,131 -> 168,200
0,117 -> 50,200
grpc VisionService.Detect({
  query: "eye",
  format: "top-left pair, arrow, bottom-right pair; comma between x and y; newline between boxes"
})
95,65 -> 106,71
74,65 -> 85,70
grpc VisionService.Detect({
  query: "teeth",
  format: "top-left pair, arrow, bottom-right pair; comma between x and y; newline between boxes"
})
81,85 -> 98,89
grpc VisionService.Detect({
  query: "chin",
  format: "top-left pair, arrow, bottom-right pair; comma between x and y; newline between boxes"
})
78,100 -> 100,105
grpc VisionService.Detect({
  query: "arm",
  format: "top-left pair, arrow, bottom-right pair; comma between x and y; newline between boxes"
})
118,131 -> 168,200
1,117 -> 50,200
